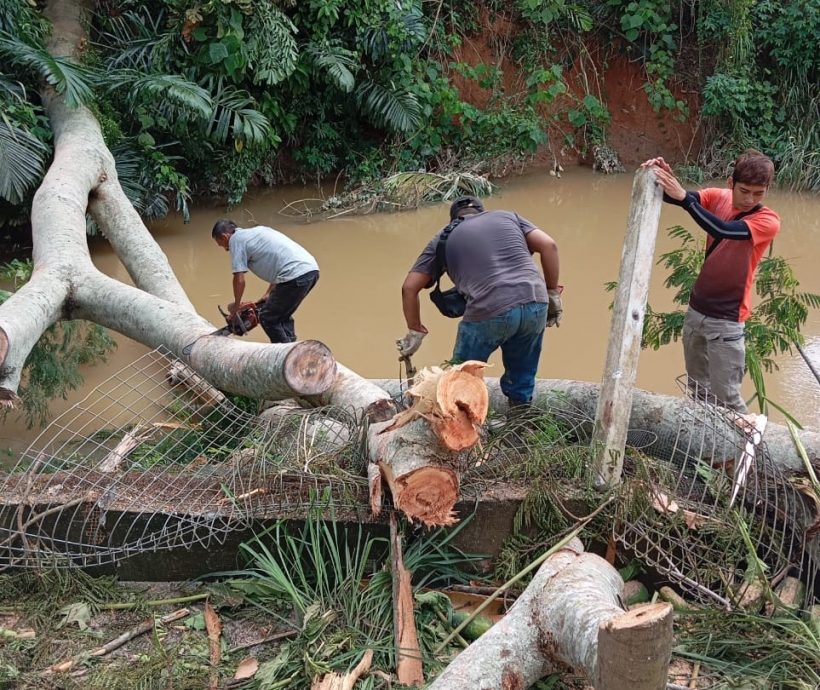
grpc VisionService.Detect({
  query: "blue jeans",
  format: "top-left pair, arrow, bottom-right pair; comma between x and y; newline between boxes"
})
453,302 -> 548,404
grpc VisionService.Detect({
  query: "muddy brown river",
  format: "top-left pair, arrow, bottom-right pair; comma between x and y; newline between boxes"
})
2,168 -> 819,455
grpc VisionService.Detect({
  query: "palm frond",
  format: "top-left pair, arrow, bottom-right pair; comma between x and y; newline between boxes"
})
307,42 -> 357,93
356,79 -> 420,133
109,140 -> 190,222
105,69 -> 212,121
0,74 -> 27,101
0,119 -> 50,204
204,78 -> 272,147
0,32 -> 95,107
93,9 -> 172,72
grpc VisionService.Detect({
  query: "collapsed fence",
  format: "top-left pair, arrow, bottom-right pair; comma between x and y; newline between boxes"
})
0,348 -> 816,609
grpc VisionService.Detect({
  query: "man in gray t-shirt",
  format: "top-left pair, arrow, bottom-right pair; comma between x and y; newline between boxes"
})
212,219 -> 319,343
397,196 -> 563,405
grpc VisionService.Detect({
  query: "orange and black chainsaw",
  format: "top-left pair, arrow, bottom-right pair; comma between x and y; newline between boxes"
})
212,300 -> 262,337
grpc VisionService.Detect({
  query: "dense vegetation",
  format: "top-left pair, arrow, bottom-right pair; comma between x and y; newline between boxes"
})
0,0 -> 817,230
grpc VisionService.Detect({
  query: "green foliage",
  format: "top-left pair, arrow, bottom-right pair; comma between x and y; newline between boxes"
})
0,260 -> 116,428
637,226 -> 820,417
0,119 -> 49,205
0,32 -> 96,108
1,0 -> 817,222
598,0 -> 688,117
518,0 -> 592,30
220,505 -> 479,687
697,0 -> 819,189
674,609 -> 820,688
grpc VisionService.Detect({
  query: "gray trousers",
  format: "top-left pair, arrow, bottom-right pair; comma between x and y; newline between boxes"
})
682,307 -> 748,413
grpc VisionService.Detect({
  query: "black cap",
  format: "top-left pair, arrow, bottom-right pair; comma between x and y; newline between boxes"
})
449,196 -> 485,220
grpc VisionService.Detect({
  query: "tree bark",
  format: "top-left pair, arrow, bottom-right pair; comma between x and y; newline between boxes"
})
390,514 -> 424,686
373,378 -> 820,474
428,538 -> 671,690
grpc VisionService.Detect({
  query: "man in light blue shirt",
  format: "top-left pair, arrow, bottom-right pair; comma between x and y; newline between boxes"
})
212,219 -> 319,343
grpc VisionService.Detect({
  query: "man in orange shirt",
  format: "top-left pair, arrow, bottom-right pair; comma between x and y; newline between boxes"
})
642,150 -> 780,412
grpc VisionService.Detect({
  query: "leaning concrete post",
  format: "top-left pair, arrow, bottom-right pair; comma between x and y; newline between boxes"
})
592,167 -> 663,487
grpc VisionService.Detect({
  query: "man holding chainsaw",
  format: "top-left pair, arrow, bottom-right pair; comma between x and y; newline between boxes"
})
397,196 -> 562,408
212,219 -> 319,343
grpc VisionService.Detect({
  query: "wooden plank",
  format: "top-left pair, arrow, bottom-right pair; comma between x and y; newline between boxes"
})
390,513 -> 424,686
592,168 -> 663,487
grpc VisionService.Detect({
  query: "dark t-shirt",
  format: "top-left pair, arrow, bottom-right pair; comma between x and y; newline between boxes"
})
410,210 -> 548,321
689,188 -> 780,322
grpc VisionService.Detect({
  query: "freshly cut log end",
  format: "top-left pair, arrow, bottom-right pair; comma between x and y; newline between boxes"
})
282,340 -> 337,396
596,602 -> 673,690
436,368 -> 489,425
384,463 -> 459,526
433,408 -> 478,451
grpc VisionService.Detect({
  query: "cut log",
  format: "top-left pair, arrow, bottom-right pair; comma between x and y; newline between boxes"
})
366,363 -> 487,525
595,602 -> 673,690
427,538 -> 663,690
304,363 -> 398,422
368,418 -> 460,526
381,363 -> 488,452
390,514 -> 424,686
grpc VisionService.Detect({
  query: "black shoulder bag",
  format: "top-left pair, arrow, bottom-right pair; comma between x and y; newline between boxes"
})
429,219 -> 467,318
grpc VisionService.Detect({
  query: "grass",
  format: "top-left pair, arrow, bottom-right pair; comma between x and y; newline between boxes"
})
674,608 -> 820,689
216,504 -> 484,688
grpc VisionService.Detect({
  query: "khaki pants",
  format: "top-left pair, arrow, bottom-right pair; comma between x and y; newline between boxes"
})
682,307 -> 748,412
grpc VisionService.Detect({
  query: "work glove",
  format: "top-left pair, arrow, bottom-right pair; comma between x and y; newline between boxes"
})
546,286 -> 563,327
396,330 -> 426,359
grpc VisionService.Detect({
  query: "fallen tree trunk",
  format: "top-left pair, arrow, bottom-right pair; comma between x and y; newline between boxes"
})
427,538 -> 672,689
373,378 -> 820,474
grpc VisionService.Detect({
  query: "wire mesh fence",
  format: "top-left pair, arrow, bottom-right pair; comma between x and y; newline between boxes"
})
0,348 -> 816,610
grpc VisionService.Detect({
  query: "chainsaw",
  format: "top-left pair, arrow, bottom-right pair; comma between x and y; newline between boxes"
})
212,300 -> 262,337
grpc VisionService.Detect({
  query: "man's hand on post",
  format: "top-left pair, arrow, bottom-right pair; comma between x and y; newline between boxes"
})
396,330 -> 426,359
547,286 -> 563,328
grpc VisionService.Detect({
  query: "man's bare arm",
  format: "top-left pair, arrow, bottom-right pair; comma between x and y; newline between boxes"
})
401,271 -> 432,333
525,229 -> 560,288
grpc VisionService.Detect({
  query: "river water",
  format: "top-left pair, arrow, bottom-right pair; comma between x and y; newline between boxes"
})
2,168 -> 819,455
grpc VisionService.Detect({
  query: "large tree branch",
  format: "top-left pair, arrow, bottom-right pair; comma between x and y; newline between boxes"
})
0,0 -> 342,404
89,179 -> 196,311
428,539 -> 626,689
0,274 -> 68,402
73,273 -> 336,398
